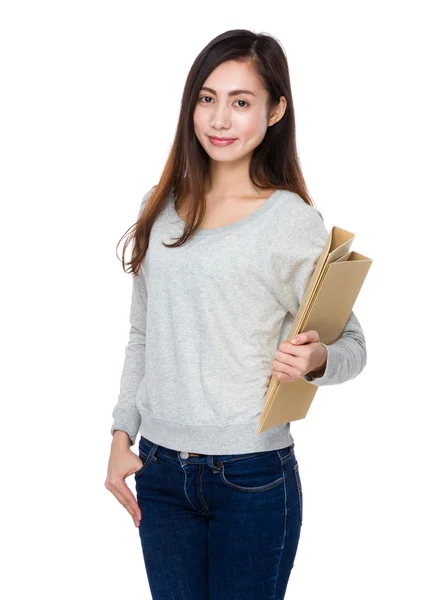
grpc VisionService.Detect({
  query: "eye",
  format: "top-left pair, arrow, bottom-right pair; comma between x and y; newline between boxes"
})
233,99 -> 249,108
197,96 -> 249,108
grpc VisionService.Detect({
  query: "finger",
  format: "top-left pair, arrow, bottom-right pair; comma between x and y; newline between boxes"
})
106,477 -> 141,524
272,365 -> 293,381
278,340 -> 306,357
278,341 -> 298,355
274,349 -> 299,366
291,330 -> 319,345
274,350 -> 310,377
272,357 -> 300,376
272,362 -> 302,381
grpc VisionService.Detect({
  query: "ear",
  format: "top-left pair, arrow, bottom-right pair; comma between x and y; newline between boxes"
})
268,96 -> 287,127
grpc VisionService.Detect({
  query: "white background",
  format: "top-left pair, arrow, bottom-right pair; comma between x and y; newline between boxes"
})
1,1 -> 430,598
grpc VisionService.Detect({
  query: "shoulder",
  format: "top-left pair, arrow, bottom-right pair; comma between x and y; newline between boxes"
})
274,190 -> 324,222
270,190 -> 328,240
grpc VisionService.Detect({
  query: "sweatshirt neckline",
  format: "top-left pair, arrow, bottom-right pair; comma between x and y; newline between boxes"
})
167,188 -> 283,236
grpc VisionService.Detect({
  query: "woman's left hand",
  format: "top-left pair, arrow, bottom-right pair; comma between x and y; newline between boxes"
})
272,329 -> 328,382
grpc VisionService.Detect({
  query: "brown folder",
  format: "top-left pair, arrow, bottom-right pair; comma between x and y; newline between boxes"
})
257,225 -> 373,434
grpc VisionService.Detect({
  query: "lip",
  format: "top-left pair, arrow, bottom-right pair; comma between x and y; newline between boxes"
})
208,136 -> 237,146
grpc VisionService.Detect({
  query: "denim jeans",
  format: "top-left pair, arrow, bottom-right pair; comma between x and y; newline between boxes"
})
134,434 -> 303,600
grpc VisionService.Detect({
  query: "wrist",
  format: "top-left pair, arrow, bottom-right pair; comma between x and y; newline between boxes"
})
112,429 -> 132,448
311,344 -> 328,377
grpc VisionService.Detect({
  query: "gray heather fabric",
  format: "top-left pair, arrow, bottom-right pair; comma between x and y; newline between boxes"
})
111,186 -> 367,453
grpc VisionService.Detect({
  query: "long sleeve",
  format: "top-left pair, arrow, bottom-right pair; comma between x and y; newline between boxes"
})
110,188 -> 154,446
302,309 -> 367,386
268,196 -> 367,387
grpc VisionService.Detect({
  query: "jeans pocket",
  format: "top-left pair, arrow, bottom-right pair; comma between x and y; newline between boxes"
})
135,437 -> 158,478
293,462 -> 303,525
217,451 -> 284,493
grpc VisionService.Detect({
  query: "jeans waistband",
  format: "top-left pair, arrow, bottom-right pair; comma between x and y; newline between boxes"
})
138,434 -> 295,466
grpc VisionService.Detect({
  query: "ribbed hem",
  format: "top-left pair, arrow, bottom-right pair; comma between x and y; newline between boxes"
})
137,407 -> 294,455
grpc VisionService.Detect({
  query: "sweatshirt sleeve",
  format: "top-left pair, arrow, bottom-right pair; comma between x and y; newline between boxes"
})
302,309 -> 367,386
110,187 -> 154,446
269,196 -> 367,387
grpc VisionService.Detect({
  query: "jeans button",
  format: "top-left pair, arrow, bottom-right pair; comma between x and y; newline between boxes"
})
180,451 -> 189,459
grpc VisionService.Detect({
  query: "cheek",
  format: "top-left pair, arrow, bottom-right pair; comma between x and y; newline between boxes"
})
193,108 -> 206,131
237,110 -> 268,141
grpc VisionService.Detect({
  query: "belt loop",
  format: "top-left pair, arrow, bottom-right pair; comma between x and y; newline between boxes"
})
207,455 -> 221,472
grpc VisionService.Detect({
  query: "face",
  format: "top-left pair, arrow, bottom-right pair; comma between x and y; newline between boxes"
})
193,60 -> 286,164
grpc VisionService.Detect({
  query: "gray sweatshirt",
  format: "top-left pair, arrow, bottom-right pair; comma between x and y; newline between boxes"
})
111,186 -> 367,454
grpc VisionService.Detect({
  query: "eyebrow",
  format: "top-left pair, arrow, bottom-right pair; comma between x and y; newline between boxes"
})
200,86 -> 256,97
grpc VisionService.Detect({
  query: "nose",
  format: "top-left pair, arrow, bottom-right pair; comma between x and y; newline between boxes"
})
210,102 -> 232,130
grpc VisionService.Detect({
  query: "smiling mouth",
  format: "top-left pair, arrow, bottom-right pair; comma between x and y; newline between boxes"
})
209,136 -> 236,140
208,136 -> 238,146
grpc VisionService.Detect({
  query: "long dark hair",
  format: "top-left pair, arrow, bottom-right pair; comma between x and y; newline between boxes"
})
118,29 -> 316,276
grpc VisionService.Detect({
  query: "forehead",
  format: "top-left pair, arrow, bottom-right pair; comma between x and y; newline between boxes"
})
201,60 -> 265,96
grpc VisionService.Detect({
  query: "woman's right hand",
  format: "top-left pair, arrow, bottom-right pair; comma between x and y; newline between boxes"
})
105,431 -> 144,528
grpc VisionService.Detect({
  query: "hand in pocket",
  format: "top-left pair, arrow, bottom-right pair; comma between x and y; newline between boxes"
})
105,440 -> 143,528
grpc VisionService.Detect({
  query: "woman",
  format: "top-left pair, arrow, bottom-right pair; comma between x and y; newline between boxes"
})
105,29 -> 367,600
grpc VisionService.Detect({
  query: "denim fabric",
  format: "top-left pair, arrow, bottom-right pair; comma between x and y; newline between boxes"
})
134,434 -> 303,599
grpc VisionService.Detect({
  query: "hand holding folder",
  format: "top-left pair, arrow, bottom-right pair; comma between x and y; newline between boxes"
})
257,225 -> 372,434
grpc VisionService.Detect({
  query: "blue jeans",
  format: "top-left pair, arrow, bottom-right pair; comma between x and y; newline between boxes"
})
135,434 -> 303,600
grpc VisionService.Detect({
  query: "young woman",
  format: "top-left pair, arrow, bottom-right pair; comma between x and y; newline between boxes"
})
105,29 -> 367,600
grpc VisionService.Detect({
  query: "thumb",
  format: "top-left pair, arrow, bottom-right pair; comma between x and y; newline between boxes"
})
291,330 -> 319,345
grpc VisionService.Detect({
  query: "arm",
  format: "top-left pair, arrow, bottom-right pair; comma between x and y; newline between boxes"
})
110,188 -> 154,446
294,212 -> 367,386
269,197 -> 367,387
111,268 -> 148,446
302,309 -> 367,386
